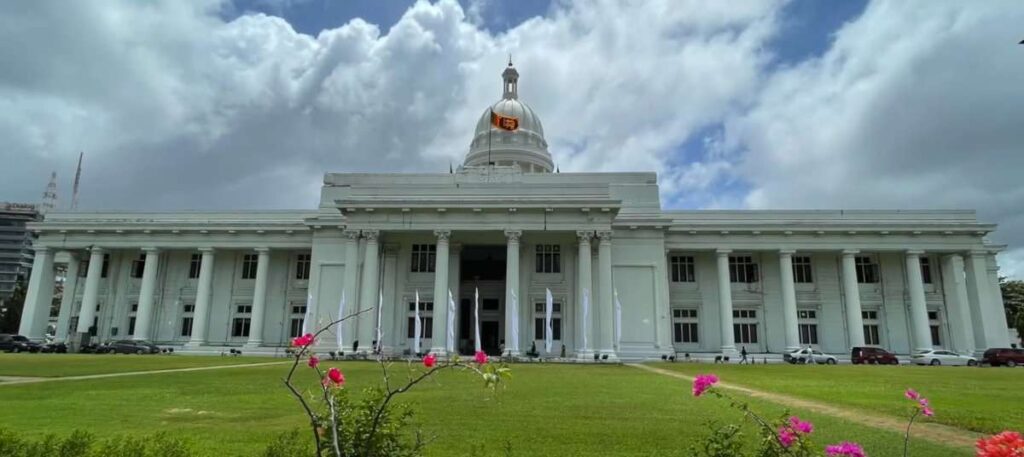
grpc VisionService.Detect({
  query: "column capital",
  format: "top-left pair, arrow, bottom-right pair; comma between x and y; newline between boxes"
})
967,249 -> 989,257
60,249 -> 80,260
504,230 -> 522,242
941,252 -> 964,261
596,230 -> 613,242
715,248 -> 732,256
198,247 -> 215,254
362,230 -> 380,242
342,229 -> 361,240
778,249 -> 796,255
576,230 -> 594,242
841,249 -> 860,256
435,230 -> 452,242
33,246 -> 52,255
141,247 -> 161,254
254,247 -> 270,254
905,249 -> 925,256
88,246 -> 106,254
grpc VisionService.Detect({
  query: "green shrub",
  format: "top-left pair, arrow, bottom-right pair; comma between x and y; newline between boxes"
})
0,429 -> 197,457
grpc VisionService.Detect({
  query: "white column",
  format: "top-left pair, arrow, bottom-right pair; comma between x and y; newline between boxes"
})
357,230 -> 380,353
245,248 -> 270,348
840,250 -> 866,348
187,248 -> 215,347
576,231 -> 594,358
503,230 -> 522,356
596,231 -> 617,359
940,254 -> 974,354
965,251 -> 1011,351
905,251 -> 933,352
132,248 -> 161,341
340,230 -> 361,350
778,250 -> 801,351
18,246 -> 55,341
715,249 -> 736,355
430,230 -> 451,355
76,247 -> 106,339
380,244 -> 400,354
55,252 -> 80,342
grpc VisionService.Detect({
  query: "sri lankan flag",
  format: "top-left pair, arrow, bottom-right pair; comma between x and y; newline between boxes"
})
491,109 -> 519,131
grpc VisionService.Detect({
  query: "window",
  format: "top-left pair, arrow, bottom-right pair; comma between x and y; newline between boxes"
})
798,310 -> 818,345
729,256 -> 759,283
295,254 -> 311,280
289,304 -> 307,338
733,309 -> 758,344
411,244 -> 436,273
127,317 -> 136,336
855,256 -> 879,283
78,259 -> 89,277
862,310 -> 880,345
100,254 -> 110,278
232,305 -> 253,337
407,302 -> 434,339
241,254 -> 259,280
533,302 -> 562,341
928,310 -> 941,346
188,254 -> 202,279
130,254 -> 146,278
180,304 -> 195,337
535,245 -> 561,273
672,309 -> 698,343
670,256 -> 695,283
919,258 -> 932,284
792,256 -> 813,284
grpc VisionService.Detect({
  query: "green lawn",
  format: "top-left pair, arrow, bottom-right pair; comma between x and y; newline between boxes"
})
654,362 -> 1024,435
0,356 -> 993,456
0,353 -> 280,377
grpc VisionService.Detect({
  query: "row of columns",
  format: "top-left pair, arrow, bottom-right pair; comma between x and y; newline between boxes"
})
711,248 -> 1009,355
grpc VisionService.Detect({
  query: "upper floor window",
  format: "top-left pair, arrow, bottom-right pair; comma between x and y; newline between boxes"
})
130,254 -> 146,279
792,256 -> 813,283
919,257 -> 932,284
670,256 -> 695,283
241,254 -> 258,280
295,254 -> 311,280
411,244 -> 436,273
188,254 -> 202,279
855,256 -> 879,284
729,256 -> 759,283
535,245 -> 561,273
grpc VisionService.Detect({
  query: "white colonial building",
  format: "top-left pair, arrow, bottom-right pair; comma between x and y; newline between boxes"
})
17,64 -> 1012,360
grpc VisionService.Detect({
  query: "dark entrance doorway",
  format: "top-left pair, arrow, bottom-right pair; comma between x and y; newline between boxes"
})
459,245 -> 506,355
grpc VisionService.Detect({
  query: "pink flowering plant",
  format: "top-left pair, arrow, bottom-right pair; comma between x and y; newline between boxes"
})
901,388 -> 934,456
282,308 -> 511,457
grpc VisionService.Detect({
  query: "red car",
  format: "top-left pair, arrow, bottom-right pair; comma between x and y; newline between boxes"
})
851,346 -> 899,365
982,348 -> 1024,367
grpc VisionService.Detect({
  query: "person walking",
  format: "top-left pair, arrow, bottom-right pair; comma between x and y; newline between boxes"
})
740,346 -> 749,364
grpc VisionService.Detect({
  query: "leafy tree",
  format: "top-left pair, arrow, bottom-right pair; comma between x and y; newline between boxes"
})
1000,277 -> 1024,344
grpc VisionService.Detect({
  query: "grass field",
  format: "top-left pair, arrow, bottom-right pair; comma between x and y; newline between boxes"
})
0,354 -> 279,378
655,362 -> 1024,435
0,355 -> 1015,456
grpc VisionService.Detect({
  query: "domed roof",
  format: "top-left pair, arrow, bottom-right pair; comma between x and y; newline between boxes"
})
464,62 -> 553,173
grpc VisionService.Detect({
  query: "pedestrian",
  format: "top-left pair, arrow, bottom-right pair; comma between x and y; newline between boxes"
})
740,346 -> 749,364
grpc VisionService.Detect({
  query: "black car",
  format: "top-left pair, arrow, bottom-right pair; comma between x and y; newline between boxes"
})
40,342 -> 68,353
0,334 -> 43,353
106,340 -> 161,354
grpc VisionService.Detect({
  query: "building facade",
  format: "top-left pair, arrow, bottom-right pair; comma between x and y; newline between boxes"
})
16,64 -> 1012,359
0,202 -> 41,304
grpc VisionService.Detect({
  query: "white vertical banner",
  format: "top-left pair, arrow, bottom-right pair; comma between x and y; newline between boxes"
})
336,290 -> 346,352
474,288 -> 482,353
509,289 -> 519,356
545,288 -> 553,354
614,288 -> 622,350
302,293 -> 314,335
582,288 -> 590,350
375,289 -> 383,352
446,289 -> 456,354
413,290 -> 422,355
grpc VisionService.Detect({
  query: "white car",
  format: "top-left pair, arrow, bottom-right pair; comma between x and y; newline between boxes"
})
784,348 -> 838,365
911,349 -> 978,366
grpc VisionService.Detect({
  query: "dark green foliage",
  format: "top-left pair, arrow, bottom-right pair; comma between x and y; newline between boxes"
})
320,386 -> 424,457
690,422 -> 744,457
263,430 -> 315,457
0,429 -> 196,457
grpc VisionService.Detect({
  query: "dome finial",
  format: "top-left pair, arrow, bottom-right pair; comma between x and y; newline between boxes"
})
508,53 -> 513,67
502,57 -> 519,100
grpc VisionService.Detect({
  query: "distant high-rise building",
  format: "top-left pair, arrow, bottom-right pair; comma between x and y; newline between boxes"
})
42,172 -> 58,214
0,202 -> 41,303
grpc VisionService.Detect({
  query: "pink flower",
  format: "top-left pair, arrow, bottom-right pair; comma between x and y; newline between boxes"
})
922,407 -> 934,417
474,351 -> 488,364
906,388 -> 934,417
778,427 -> 797,448
325,367 -> 345,387
917,397 -> 929,408
691,374 -> 719,397
423,353 -> 437,368
976,431 -> 1024,457
825,441 -> 866,457
788,416 -> 814,435
291,333 -> 315,347
904,389 -> 920,400
307,355 -> 319,368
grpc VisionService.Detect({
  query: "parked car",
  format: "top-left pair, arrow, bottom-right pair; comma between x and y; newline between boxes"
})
40,342 -> 68,353
784,347 -> 838,365
0,334 -> 43,353
106,340 -> 161,354
981,348 -> 1024,367
851,346 -> 900,365
911,349 -> 977,366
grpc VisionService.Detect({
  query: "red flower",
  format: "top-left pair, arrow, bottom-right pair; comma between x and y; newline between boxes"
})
307,355 -> 319,369
474,351 -> 488,364
325,367 -> 345,387
976,431 -> 1024,457
291,333 -> 315,347
423,353 -> 437,368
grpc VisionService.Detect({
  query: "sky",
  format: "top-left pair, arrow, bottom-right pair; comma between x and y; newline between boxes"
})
1,0 -> 1023,278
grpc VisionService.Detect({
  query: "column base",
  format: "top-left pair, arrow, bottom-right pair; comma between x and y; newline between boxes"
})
428,347 -> 448,357
183,341 -> 205,349
575,350 -> 595,361
596,350 -> 619,362
243,340 -> 264,349
719,345 -> 738,357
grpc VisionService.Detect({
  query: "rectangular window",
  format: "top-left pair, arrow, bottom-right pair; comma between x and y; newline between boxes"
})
862,310 -> 880,345
295,254 -> 311,280
919,257 -> 932,284
797,310 -> 818,345
411,244 -> 436,273
289,302 -> 306,338
130,254 -> 146,279
928,310 -> 941,346
855,256 -> 879,283
231,318 -> 251,337
181,303 -> 195,337
290,318 -> 304,338
672,308 -> 699,343
127,317 -> 136,336
732,309 -> 758,344
78,259 -> 89,277
407,302 -> 434,338
188,254 -> 202,279
728,256 -> 759,283
533,302 -> 562,341
535,245 -> 561,273
241,254 -> 259,280
792,256 -> 813,283
100,254 -> 110,278
670,256 -> 695,283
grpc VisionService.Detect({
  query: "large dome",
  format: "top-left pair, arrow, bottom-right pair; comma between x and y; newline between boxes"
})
464,62 -> 553,173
